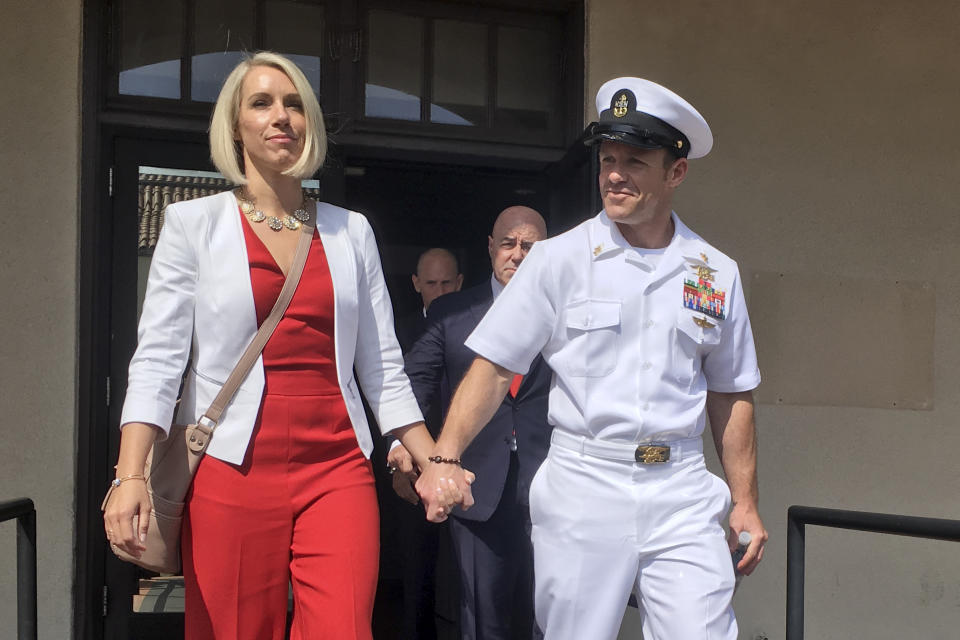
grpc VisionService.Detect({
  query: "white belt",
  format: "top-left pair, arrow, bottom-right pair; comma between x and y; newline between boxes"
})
550,429 -> 703,464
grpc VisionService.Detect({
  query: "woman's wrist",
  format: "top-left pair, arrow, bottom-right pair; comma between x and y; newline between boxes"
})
427,455 -> 462,467
111,473 -> 146,487
114,422 -> 160,478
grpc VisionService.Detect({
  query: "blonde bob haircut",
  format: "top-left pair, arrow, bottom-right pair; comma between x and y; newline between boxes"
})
209,51 -> 327,185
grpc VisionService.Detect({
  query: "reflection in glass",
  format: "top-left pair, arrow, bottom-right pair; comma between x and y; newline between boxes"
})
496,26 -> 557,131
192,1 -> 255,102
136,166 -> 230,317
431,20 -> 485,126
191,53 -> 245,102
264,1 -> 324,97
365,10 -> 422,121
120,61 -> 181,99
119,0 -> 184,98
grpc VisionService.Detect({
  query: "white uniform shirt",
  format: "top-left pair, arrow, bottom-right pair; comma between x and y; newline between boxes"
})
490,273 -> 505,299
465,211 -> 761,444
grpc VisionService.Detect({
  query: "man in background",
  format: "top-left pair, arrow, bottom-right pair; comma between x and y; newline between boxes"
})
395,206 -> 553,639
391,247 -> 463,639
396,248 -> 463,353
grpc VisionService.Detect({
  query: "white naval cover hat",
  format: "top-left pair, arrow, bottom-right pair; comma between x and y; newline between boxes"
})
585,77 -> 713,159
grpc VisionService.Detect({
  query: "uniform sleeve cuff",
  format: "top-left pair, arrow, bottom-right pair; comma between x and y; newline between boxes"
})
707,371 -> 762,394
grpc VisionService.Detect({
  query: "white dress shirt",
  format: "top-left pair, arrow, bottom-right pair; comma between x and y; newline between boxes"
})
490,273 -> 505,299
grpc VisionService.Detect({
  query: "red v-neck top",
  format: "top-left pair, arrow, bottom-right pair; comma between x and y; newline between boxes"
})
240,209 -> 340,395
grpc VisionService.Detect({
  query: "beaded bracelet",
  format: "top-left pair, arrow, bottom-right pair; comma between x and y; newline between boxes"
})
111,474 -> 146,487
427,455 -> 462,467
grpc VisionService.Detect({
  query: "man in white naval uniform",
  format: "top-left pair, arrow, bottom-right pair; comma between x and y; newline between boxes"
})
416,77 -> 768,640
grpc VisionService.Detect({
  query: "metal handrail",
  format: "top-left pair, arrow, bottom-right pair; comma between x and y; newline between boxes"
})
0,498 -> 37,640
786,505 -> 960,639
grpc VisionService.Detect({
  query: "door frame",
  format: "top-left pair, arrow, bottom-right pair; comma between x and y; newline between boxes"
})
98,130 -> 213,640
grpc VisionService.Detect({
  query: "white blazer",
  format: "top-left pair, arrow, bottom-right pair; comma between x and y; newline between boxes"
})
120,191 -> 423,464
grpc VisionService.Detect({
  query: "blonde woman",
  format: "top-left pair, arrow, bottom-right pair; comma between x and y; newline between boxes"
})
102,52 -> 471,639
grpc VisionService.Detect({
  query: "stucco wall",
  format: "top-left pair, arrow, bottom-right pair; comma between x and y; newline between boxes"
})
0,1 -> 81,638
586,1 -> 960,638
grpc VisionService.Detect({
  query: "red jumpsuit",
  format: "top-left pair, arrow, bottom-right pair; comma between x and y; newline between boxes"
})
182,212 -> 379,639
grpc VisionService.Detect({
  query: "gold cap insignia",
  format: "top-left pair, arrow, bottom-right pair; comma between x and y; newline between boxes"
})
613,93 -> 629,118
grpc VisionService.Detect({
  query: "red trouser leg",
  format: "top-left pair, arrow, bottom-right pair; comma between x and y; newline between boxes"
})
285,386 -> 380,640
288,477 -> 379,640
182,455 -> 292,640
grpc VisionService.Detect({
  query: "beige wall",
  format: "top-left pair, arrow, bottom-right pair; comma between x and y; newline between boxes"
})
0,1 -> 81,638
587,1 -> 960,638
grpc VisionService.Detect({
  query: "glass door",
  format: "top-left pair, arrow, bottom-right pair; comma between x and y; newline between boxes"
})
103,135 -> 212,640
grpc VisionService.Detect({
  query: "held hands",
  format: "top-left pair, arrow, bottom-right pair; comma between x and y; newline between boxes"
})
103,478 -> 151,557
728,502 -> 768,576
415,457 -> 475,523
387,444 -> 419,505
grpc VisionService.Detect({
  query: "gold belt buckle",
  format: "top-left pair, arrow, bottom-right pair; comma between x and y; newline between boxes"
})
635,444 -> 670,464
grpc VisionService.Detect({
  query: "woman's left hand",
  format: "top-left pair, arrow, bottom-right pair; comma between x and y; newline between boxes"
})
387,444 -> 420,504
103,478 -> 151,556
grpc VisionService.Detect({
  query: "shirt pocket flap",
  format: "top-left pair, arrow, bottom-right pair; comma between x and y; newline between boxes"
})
565,300 -> 621,331
677,311 -> 722,346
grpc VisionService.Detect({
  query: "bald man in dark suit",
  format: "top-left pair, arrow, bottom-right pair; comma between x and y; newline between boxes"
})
392,207 -> 553,640
390,247 -> 463,639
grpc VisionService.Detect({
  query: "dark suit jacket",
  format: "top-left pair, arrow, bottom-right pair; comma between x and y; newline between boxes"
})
395,309 -> 428,355
395,310 -> 444,437
404,282 -> 552,522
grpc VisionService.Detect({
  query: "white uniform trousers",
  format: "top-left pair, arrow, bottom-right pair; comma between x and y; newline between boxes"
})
528,430 -> 737,640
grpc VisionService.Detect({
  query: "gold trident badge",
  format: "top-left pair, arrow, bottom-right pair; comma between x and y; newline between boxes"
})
613,93 -> 629,118
696,265 -> 715,282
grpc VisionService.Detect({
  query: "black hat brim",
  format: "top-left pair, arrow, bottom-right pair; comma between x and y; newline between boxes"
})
582,122 -> 689,156
583,129 -> 663,150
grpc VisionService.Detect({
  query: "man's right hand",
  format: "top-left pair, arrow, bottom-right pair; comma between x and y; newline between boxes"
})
415,459 -> 475,522
410,357 -> 514,522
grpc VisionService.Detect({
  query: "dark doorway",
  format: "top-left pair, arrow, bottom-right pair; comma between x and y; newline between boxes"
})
341,157 -> 553,640
342,159 -> 552,315
101,133 -> 238,640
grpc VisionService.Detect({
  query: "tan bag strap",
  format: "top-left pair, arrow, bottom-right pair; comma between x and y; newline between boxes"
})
199,211 -> 317,429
